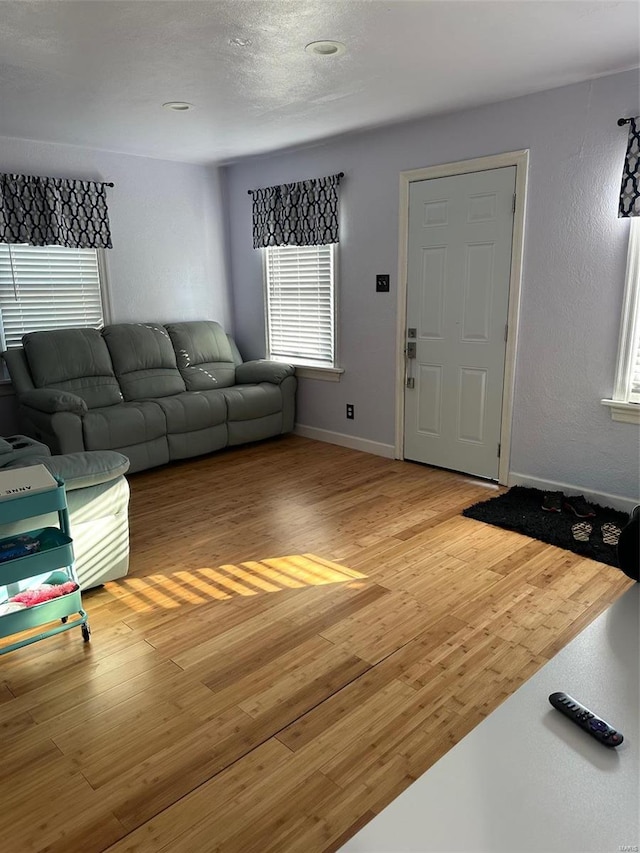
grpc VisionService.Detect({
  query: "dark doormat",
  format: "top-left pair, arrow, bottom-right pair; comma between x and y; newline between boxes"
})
462,486 -> 629,568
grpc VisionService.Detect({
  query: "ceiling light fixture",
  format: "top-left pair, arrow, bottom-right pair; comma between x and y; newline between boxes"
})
162,102 -> 193,112
305,40 -> 346,57
229,37 -> 252,47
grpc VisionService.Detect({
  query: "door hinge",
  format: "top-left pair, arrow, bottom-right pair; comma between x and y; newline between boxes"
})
512,193 -> 516,213
497,443 -> 501,458
505,323 -> 508,342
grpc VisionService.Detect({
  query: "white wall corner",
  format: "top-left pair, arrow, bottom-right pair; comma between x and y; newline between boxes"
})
293,424 -> 395,459
508,472 -> 638,514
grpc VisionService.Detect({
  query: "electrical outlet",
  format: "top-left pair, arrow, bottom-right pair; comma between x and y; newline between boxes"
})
346,403 -> 354,420
376,274 -> 390,293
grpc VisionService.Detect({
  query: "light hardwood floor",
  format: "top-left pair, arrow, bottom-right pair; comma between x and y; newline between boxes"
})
0,436 -> 632,852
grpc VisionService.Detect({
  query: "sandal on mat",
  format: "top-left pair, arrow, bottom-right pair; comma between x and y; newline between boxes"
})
601,523 -> 621,546
564,495 -> 596,518
572,522 -> 592,542
541,492 -> 563,513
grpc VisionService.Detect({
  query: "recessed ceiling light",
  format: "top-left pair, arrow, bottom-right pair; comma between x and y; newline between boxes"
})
162,102 -> 193,112
229,37 -> 252,47
305,40 -> 346,57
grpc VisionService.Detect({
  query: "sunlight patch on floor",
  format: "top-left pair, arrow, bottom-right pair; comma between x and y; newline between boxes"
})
104,554 -> 367,612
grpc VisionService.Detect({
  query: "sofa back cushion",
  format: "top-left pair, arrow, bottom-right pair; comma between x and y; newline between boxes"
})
165,321 -> 237,390
23,328 -> 123,408
103,323 -> 186,400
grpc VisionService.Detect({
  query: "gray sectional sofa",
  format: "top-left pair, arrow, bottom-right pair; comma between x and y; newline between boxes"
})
3,321 -> 297,473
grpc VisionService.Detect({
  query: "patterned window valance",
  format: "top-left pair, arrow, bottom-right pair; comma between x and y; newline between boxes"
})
0,173 -> 113,248
250,173 -> 343,248
619,117 -> 640,218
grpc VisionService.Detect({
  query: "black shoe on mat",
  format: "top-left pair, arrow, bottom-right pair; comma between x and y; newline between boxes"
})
563,495 -> 596,518
541,492 -> 563,513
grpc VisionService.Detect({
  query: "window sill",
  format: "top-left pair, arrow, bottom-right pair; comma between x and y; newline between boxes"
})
294,366 -> 344,382
601,399 -> 640,424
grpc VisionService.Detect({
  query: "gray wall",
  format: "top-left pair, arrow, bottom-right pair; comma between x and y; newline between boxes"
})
1,72 -> 638,502
0,134 -> 231,430
225,69 -> 640,502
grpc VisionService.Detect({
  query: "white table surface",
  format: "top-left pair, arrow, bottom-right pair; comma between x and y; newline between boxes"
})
341,584 -> 639,853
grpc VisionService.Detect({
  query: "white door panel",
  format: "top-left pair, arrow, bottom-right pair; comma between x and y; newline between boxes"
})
404,167 -> 516,479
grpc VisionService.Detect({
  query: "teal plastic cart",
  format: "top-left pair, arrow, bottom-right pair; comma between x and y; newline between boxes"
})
0,476 -> 90,655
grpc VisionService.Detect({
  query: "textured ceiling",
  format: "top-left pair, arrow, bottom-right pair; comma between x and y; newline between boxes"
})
0,1 -> 638,165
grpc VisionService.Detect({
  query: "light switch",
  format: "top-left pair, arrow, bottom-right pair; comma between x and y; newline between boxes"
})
376,274 -> 390,293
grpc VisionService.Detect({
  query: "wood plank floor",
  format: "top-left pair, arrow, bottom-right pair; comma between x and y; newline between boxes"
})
0,436 -> 632,852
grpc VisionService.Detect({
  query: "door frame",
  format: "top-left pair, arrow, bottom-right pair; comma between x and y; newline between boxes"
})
394,149 -> 529,484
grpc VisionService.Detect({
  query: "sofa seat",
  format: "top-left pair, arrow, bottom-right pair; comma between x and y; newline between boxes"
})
3,320 -> 297,473
153,390 -> 229,460
222,383 -> 284,421
223,381 -> 296,446
82,400 -> 166,449
153,389 -> 227,431
82,401 -> 169,472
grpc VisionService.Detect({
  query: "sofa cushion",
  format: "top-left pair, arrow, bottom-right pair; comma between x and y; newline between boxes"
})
167,424 -> 228,461
228,414 -> 283,446
82,400 -> 166,451
23,328 -> 123,408
3,451 -> 130,491
152,390 -> 227,434
103,323 -> 186,400
222,384 -> 283,421
165,321 -> 237,390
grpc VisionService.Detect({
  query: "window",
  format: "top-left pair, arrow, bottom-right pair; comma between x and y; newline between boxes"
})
264,243 -> 341,377
0,244 -> 106,353
603,218 -> 640,423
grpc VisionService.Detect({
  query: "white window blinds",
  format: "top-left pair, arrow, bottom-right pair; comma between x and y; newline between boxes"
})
0,244 -> 104,350
630,334 -> 640,404
621,218 -> 640,405
265,243 -> 336,367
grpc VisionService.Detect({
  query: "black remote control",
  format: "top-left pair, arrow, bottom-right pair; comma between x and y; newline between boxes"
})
549,692 -> 623,747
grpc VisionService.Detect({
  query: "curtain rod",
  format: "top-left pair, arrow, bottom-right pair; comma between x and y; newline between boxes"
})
247,172 -> 344,195
0,176 -> 116,187
618,117 -> 632,126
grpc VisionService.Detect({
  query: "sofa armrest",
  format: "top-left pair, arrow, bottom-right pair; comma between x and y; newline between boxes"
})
4,451 -> 130,492
21,388 -> 88,415
235,360 -> 295,385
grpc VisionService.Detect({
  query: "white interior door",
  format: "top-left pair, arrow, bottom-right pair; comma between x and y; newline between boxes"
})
403,166 -> 516,479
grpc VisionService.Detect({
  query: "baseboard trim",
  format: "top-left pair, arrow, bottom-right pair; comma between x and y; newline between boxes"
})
293,424 -> 396,459
508,472 -> 638,514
